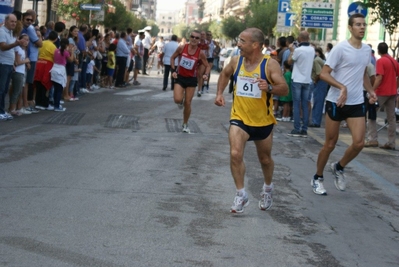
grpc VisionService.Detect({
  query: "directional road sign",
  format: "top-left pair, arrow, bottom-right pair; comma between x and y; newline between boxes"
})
277,0 -> 295,32
80,3 -> 102,11
301,2 -> 334,29
285,13 -> 296,27
347,1 -> 367,17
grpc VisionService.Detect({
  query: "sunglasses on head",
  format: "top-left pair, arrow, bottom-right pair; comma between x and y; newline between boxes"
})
190,35 -> 200,40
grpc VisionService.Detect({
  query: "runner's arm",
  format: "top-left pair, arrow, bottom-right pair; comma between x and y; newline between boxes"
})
215,56 -> 237,107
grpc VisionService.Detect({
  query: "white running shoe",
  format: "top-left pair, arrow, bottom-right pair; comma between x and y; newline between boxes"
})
231,194 -> 249,213
182,123 -> 190,133
46,104 -> 54,111
331,162 -> 346,191
259,190 -> 273,210
19,107 -> 32,115
311,178 -> 327,195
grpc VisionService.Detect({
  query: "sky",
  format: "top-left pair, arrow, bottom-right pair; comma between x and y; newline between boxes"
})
156,0 -> 186,14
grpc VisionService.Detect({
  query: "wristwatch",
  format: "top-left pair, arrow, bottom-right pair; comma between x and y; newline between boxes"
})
267,84 -> 273,93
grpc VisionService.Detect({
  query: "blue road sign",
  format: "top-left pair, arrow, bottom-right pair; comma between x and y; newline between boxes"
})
301,21 -> 333,28
278,0 -> 291,13
80,3 -> 102,11
284,13 -> 296,27
347,2 -> 367,17
302,14 -> 333,23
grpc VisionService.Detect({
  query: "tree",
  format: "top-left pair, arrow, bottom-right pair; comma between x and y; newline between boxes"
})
221,16 -> 246,42
364,0 -> 399,56
209,20 -> 222,40
245,0 -> 278,37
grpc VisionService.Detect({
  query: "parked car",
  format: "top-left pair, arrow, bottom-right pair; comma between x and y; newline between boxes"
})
219,47 -> 234,71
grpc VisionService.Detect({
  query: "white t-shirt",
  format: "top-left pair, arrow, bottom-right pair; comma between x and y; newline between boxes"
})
154,40 -> 164,53
14,46 -> 26,74
86,60 -> 95,74
163,41 -> 179,65
291,44 -> 315,83
143,32 -> 151,49
325,40 -> 371,105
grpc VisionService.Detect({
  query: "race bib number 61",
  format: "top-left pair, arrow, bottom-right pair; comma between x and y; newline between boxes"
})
236,76 -> 261,98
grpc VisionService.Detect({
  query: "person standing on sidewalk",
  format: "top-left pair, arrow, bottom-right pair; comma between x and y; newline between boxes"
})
309,48 -> 329,128
215,28 -> 288,213
287,31 -> 315,137
0,14 -> 26,121
311,14 -> 377,195
170,30 -> 210,133
162,35 -> 179,91
142,26 -> 152,75
364,42 -> 398,150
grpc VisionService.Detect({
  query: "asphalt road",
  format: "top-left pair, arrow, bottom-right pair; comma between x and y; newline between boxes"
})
1,70 -> 398,267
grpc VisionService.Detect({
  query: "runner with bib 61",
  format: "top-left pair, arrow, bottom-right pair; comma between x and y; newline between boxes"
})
215,28 -> 288,213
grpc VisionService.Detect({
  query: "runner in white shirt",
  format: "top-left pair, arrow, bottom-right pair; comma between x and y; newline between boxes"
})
311,14 -> 377,196
150,36 -> 165,75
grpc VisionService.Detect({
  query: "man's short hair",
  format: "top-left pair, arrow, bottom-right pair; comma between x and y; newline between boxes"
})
286,36 -> 295,44
327,43 -> 333,50
171,35 -> 177,41
54,21 -> 65,33
377,42 -> 388,54
48,31 -> 58,40
79,24 -> 88,32
348,13 -> 365,26
248,28 -> 265,48
278,36 -> 287,47
127,28 -> 132,34
22,12 -> 32,19
264,39 -> 269,46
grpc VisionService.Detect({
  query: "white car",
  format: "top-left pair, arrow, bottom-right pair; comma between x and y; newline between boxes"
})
219,47 -> 234,70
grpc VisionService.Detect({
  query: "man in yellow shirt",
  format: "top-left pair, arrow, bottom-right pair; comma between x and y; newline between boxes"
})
215,28 -> 288,213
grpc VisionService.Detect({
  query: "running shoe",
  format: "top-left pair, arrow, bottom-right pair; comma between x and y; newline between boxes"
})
46,104 -> 54,111
54,106 -> 66,112
311,178 -> 327,195
178,97 -> 185,110
231,194 -> 249,213
197,92 -> 201,97
331,162 -> 346,191
26,106 -> 39,113
35,105 -> 46,110
19,107 -> 32,115
259,190 -> 273,210
182,123 -> 190,133
0,113 -> 13,120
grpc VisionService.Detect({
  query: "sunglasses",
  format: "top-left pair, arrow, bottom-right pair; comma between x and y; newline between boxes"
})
25,19 -> 33,22
190,35 -> 200,40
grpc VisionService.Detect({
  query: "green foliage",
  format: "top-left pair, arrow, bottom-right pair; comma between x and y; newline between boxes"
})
56,0 -> 146,30
365,0 -> 399,36
221,16 -> 246,42
209,20 -> 222,39
146,20 -> 160,37
172,23 -> 191,39
365,0 -> 399,55
245,0 -> 278,37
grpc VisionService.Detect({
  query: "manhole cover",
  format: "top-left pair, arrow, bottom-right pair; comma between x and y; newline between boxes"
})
43,112 -> 85,125
105,114 -> 139,130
